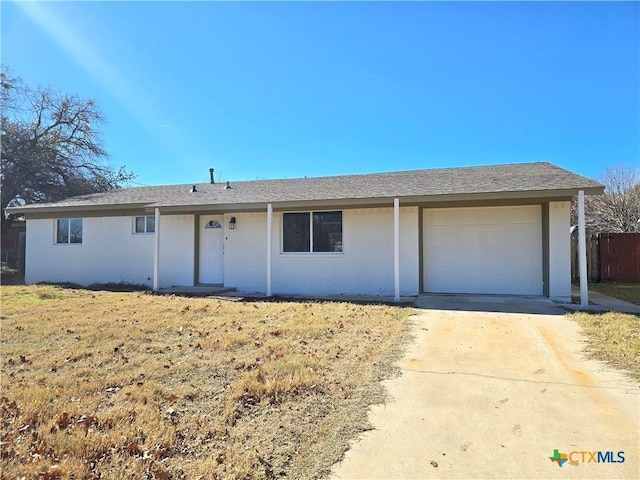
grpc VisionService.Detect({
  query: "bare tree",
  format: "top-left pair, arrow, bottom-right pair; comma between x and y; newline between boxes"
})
572,164 -> 640,233
1,66 -> 135,233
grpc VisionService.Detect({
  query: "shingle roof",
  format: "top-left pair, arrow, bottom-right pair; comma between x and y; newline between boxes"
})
9,162 -> 603,212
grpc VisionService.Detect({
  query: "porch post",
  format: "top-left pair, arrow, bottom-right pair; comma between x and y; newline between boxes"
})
578,190 -> 588,307
266,203 -> 273,297
153,207 -> 161,291
394,198 -> 400,302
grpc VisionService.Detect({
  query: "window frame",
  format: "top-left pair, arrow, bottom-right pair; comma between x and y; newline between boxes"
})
281,210 -> 343,254
55,218 -> 83,245
133,215 -> 156,235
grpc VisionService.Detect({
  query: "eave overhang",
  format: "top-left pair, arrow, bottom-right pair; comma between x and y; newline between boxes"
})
10,185 -> 605,218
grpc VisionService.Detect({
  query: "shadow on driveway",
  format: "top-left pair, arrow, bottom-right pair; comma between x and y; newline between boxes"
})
414,293 -> 566,315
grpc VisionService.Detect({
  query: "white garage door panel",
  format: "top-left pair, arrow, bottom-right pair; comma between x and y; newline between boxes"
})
424,206 -> 542,295
482,227 -> 511,247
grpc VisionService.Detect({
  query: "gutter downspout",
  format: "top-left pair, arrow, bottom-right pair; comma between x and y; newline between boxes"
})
153,207 -> 160,291
578,191 -> 588,307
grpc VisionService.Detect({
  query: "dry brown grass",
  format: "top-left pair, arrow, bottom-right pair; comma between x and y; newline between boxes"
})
571,311 -> 640,380
0,285 -> 411,479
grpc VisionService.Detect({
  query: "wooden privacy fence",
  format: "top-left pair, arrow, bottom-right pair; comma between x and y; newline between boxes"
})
599,233 -> 640,282
571,233 -> 640,283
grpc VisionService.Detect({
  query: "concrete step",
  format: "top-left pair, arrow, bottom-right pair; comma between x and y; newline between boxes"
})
157,286 -> 237,295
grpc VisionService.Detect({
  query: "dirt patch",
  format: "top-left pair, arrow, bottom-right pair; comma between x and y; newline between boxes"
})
0,285 -> 411,479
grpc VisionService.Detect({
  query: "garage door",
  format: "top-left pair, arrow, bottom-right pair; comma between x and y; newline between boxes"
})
423,206 -> 542,295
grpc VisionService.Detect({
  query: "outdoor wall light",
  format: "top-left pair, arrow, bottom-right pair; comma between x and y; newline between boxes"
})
228,217 -> 236,229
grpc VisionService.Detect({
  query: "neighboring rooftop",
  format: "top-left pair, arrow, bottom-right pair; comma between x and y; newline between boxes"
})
8,162 -> 603,213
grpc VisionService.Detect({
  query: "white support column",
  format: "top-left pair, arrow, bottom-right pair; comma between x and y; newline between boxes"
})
266,203 -> 273,297
578,190 -> 588,307
153,207 -> 161,291
394,198 -> 400,302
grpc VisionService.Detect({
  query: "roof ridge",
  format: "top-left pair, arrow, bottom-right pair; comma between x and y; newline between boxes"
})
127,161 -> 556,189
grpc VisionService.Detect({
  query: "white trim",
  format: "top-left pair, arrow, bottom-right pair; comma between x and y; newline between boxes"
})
266,203 -> 273,297
394,198 -> 400,302
578,191 -> 588,307
153,208 -> 160,291
279,252 -> 344,257
133,215 -> 156,235
54,217 -> 83,245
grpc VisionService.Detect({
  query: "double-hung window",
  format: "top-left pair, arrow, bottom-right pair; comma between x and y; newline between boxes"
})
283,211 -> 342,253
134,216 -> 155,234
56,218 -> 83,244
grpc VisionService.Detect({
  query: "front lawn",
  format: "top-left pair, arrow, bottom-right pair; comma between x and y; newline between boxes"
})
571,311 -> 640,380
589,282 -> 640,305
0,285 -> 410,479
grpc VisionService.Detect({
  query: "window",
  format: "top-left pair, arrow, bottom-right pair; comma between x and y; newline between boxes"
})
283,211 -> 342,253
283,213 -> 310,252
205,220 -> 222,229
56,218 -> 83,244
134,216 -> 155,234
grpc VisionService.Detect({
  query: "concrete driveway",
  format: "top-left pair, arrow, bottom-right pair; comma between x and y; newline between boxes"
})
331,295 -> 640,479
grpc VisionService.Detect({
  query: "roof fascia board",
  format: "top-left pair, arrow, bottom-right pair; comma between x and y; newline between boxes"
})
23,207 -> 152,220
268,194 -> 579,211
13,185 -> 604,217
9,203 -> 151,215
158,187 -> 601,210
151,189 -> 593,214
402,187 -> 603,204
417,197 -> 573,209
151,197 -> 393,214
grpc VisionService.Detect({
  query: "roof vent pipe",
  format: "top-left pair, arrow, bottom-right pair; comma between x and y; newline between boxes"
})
209,168 -> 214,184
224,181 -> 231,190
190,185 -> 198,193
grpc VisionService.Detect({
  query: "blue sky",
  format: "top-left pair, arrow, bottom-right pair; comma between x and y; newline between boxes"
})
2,1 -> 638,186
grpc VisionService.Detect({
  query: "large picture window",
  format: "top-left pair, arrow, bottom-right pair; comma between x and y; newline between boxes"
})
56,218 -> 83,244
134,216 -> 155,234
283,211 -> 342,253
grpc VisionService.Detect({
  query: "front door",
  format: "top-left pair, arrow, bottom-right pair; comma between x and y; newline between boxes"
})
199,217 -> 224,284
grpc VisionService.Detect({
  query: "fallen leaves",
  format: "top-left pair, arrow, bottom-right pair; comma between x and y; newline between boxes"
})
77,415 -> 96,436
150,466 -> 171,479
38,466 -> 64,480
55,413 -> 70,430
126,442 -> 142,456
18,414 -> 38,433
1,285 -> 409,479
